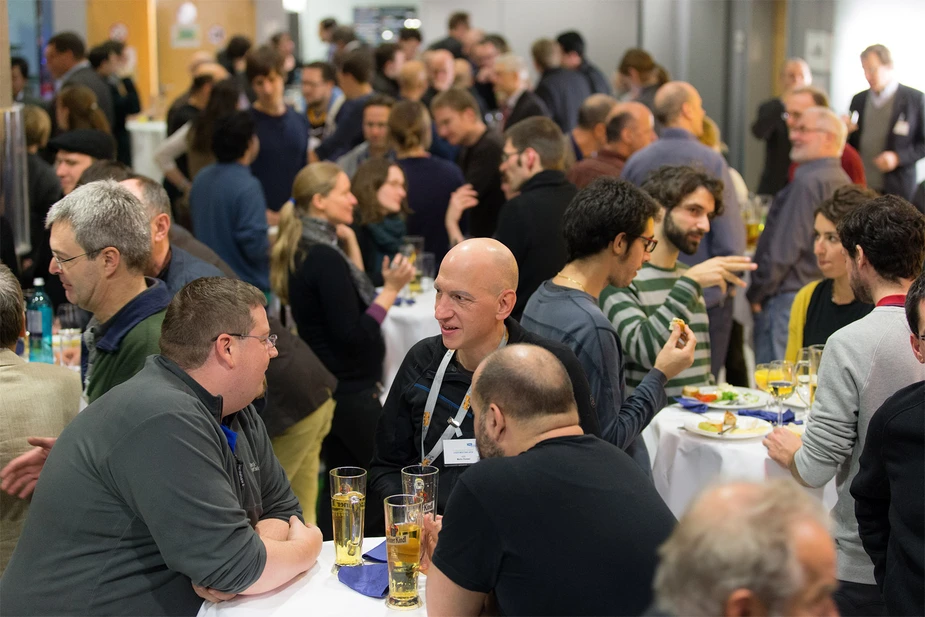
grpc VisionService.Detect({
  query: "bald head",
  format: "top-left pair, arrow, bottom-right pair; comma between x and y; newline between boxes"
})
782,57 -> 812,91
398,60 -> 428,99
577,94 -> 619,130
472,344 -> 577,422
442,238 -> 518,293
193,61 -> 229,81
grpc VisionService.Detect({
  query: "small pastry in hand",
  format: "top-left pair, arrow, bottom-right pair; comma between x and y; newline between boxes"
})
671,317 -> 689,348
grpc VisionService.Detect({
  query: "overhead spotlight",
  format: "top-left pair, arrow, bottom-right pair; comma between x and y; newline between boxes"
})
382,30 -> 394,41
403,18 -> 422,29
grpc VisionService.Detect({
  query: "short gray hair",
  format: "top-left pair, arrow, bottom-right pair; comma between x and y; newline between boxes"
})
653,480 -> 830,616
654,81 -> 695,126
494,53 -> 528,81
805,106 -> 847,151
0,264 -> 24,349
45,179 -> 152,273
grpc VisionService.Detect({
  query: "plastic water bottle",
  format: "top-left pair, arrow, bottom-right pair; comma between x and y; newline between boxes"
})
26,278 -> 54,363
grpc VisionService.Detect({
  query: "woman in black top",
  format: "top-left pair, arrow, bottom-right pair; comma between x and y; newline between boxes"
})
785,185 -> 877,361
271,161 -> 413,537
352,158 -> 412,287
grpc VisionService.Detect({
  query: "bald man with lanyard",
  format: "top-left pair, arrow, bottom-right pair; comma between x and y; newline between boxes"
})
369,239 -> 599,512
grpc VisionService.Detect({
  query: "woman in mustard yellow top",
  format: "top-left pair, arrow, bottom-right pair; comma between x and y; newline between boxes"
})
785,186 -> 876,362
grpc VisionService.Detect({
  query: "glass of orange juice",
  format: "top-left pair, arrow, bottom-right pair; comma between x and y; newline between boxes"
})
754,363 -> 771,392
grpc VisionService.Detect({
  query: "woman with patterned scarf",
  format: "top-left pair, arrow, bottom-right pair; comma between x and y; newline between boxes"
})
271,161 -> 414,538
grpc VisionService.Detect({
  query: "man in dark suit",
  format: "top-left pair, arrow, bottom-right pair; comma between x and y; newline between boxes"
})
556,31 -> 613,96
847,44 -> 925,201
495,117 -> 576,319
44,32 -> 115,130
492,54 -> 550,132
531,38 -> 591,133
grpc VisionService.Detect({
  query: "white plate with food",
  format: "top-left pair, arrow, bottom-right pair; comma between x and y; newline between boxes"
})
681,385 -> 771,410
683,411 -> 773,440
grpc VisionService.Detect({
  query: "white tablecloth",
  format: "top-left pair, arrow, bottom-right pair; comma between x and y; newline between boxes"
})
380,289 -> 440,403
198,538 -> 427,617
127,120 -> 167,183
641,406 -> 837,518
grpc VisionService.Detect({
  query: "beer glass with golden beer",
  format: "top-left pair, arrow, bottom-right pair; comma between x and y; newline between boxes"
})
401,465 -> 438,519
330,467 -> 367,568
384,495 -> 424,609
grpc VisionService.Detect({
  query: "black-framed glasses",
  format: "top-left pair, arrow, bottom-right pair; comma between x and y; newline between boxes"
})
500,149 -> 524,164
212,333 -> 278,350
916,334 -> 925,341
638,235 -> 658,253
52,249 -> 101,270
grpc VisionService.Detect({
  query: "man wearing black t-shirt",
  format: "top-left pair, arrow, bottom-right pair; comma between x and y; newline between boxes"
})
431,88 -> 505,240
425,343 -> 676,617
369,239 -> 600,514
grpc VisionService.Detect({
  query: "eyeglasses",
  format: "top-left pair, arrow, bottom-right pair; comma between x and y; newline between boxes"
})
52,249 -> 101,270
637,235 -> 658,253
791,126 -> 832,135
781,111 -> 801,122
500,149 -> 524,164
212,333 -> 278,350
916,334 -> 925,341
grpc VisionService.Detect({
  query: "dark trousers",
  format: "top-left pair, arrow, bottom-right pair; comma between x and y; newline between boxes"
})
833,580 -> 884,617
316,383 -> 383,541
706,301 -> 735,378
724,320 -> 749,387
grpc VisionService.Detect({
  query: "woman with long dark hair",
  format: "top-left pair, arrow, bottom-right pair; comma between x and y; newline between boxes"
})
352,157 -> 413,286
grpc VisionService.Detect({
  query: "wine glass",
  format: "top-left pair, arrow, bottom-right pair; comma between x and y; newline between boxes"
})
768,360 -> 795,426
754,363 -> 771,393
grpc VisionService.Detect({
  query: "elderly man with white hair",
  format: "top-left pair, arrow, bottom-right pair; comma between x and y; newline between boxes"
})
491,53 -> 550,131
648,479 -> 838,617
747,106 -> 852,364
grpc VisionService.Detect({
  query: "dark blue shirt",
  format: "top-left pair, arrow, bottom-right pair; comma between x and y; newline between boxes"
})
315,94 -> 371,162
398,157 -> 466,263
249,107 -> 309,212
190,163 -> 270,290
157,246 -> 225,296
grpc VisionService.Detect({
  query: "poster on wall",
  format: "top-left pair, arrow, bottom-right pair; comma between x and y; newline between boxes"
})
171,2 -> 201,49
353,6 -> 418,46
805,30 -> 832,74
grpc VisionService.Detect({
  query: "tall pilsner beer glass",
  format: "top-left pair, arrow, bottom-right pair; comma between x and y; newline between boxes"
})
330,467 -> 367,567
384,495 -> 424,609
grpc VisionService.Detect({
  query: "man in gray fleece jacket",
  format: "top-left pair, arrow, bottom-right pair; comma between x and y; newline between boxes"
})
764,195 -> 925,617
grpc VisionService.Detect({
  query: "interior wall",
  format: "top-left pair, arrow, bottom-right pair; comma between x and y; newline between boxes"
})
155,0 -> 255,109
742,0 -> 777,190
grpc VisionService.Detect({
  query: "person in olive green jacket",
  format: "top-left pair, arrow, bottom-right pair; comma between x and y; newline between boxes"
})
45,179 -> 171,404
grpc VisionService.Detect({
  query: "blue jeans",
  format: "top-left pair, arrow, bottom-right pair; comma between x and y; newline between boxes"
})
753,291 -> 798,365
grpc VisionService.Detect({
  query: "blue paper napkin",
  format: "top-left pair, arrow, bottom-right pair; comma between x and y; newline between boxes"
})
738,408 -> 796,425
363,540 -> 388,563
674,397 -> 709,413
337,563 -> 390,598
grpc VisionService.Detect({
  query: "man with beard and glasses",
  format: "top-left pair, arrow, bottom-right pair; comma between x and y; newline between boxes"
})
600,166 -> 756,397
422,344 -> 676,617
763,195 -> 925,617
1,277 -> 322,616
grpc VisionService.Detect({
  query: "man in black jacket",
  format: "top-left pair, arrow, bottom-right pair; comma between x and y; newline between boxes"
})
556,31 -> 612,96
369,238 -> 599,514
531,38 -> 591,133
493,54 -> 550,132
851,271 -> 925,617
847,44 -> 925,201
495,116 -> 576,319
44,32 -> 115,130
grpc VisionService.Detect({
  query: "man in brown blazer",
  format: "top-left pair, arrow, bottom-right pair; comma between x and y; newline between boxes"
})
0,265 -> 81,573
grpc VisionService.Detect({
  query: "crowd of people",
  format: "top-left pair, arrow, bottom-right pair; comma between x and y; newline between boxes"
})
2,11 -> 925,617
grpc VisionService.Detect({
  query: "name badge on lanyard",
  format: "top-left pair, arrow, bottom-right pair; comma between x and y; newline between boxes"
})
420,327 -> 508,466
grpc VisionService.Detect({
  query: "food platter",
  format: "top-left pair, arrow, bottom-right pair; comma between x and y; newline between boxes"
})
682,385 -> 772,410
683,412 -> 773,440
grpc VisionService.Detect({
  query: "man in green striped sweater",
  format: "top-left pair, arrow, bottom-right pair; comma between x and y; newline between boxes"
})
600,165 -> 756,397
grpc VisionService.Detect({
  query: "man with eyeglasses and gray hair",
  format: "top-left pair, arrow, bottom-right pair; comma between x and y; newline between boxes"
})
747,106 -> 851,364
45,179 -> 171,404
1,277 -> 322,615
647,480 -> 838,617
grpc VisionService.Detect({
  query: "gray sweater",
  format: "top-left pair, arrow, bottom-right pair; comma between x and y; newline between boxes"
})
794,306 -> 925,584
522,281 -> 667,453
